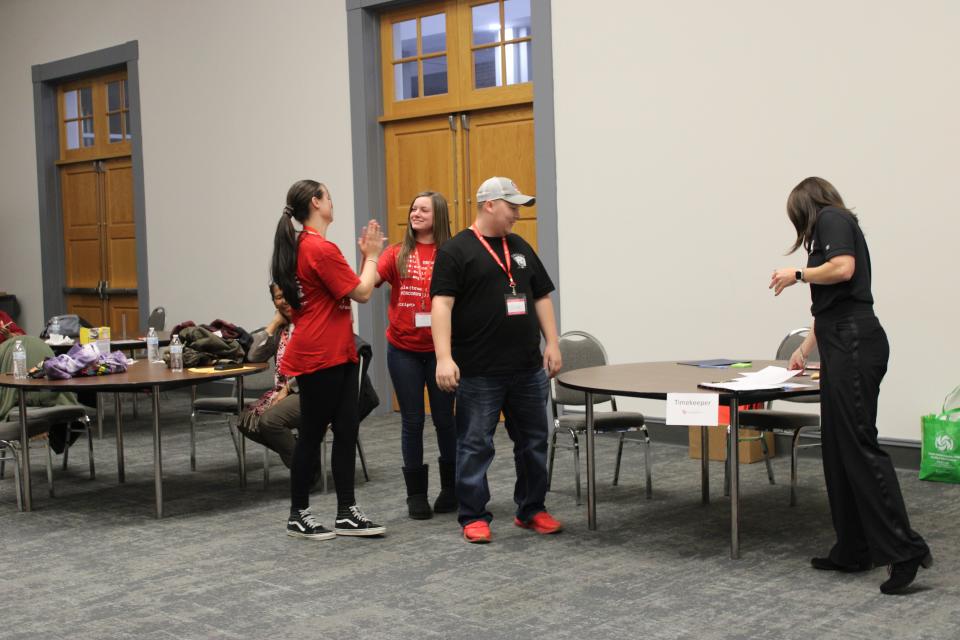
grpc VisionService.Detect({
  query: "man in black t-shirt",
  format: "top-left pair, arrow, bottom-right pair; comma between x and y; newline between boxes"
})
431,176 -> 563,544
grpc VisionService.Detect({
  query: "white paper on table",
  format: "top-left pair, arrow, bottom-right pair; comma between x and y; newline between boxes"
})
699,366 -> 804,392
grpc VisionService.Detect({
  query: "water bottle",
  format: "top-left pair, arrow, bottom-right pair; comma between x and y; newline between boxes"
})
97,326 -> 111,355
12,340 -> 28,380
146,326 -> 160,362
50,316 -> 61,337
169,334 -> 184,372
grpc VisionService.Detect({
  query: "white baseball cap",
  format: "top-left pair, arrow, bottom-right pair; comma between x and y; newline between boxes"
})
476,176 -> 536,206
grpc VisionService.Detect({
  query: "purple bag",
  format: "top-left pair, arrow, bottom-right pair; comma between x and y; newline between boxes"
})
43,343 -> 128,379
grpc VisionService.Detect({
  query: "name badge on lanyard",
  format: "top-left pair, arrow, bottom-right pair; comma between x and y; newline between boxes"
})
505,294 -> 527,316
471,224 -> 527,318
415,312 -> 432,327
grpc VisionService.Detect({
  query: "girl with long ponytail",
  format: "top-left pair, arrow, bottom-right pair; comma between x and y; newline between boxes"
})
271,179 -> 386,540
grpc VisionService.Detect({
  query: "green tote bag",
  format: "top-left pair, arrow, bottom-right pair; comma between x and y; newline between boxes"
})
919,385 -> 960,483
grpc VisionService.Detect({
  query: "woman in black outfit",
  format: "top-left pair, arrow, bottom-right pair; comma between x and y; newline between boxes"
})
770,177 -> 931,595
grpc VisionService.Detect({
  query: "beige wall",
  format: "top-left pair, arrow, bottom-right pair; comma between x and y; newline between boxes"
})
0,0 -> 359,335
2,1 -> 956,441
551,1 -> 960,439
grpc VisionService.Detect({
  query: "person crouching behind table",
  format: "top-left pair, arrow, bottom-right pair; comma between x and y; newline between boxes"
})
431,176 -> 564,544
374,191 -> 457,520
236,283 -> 323,485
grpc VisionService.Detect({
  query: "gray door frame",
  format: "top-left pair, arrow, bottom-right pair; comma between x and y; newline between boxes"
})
346,0 -> 559,414
31,40 -> 149,330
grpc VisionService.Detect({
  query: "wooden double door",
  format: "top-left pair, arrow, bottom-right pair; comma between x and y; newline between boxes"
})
60,157 -> 140,336
384,103 -> 537,245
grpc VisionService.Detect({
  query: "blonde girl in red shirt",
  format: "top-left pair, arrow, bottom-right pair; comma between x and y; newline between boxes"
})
375,192 -> 456,519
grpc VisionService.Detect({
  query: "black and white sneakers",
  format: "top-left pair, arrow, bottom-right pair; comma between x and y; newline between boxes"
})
334,505 -> 386,536
287,508 -> 336,540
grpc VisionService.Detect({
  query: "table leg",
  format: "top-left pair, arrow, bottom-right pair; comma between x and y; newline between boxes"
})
153,385 -> 163,518
115,393 -> 125,483
585,392 -> 597,530
729,398 -> 740,559
18,389 -> 31,511
700,425 -> 710,504
237,376 -> 246,488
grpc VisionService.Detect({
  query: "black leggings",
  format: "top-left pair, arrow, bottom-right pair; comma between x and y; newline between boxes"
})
816,314 -> 928,566
292,361 -> 359,511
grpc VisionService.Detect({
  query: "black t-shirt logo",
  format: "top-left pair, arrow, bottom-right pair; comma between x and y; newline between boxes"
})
512,253 -> 528,269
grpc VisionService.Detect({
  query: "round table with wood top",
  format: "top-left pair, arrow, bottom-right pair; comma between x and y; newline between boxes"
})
556,360 -> 819,559
0,359 -> 267,517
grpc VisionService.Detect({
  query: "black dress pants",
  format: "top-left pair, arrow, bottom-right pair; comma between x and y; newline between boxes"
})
816,314 -> 928,566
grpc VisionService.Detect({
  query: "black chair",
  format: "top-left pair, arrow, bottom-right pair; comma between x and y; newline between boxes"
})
548,331 -> 652,504
727,328 -> 821,506
147,307 -> 166,331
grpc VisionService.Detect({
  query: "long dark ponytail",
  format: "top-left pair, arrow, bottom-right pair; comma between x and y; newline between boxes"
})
271,180 -> 325,310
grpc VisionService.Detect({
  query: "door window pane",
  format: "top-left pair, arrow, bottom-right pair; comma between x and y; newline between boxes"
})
124,113 -> 132,139
474,47 -> 502,89
393,19 -> 417,59
394,61 -> 420,100
123,80 -> 129,108
79,88 -> 93,117
421,13 -> 446,55
472,3 -> 501,46
65,120 -> 80,149
81,118 -> 95,147
504,0 -> 531,39
109,113 -> 123,142
65,90 -> 78,119
423,56 -> 448,96
107,81 -> 122,111
505,41 -> 531,85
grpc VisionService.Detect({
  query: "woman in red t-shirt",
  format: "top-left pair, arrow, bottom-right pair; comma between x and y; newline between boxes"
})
271,179 -> 386,540
375,191 -> 456,519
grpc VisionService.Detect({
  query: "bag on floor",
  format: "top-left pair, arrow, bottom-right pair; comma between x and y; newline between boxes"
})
919,385 -> 960,484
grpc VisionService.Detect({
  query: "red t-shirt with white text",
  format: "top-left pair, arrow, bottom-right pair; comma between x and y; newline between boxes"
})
280,227 -> 360,377
377,242 -> 437,352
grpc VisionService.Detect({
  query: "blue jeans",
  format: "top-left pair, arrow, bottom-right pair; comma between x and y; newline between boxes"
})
386,344 -> 456,469
455,367 -> 550,526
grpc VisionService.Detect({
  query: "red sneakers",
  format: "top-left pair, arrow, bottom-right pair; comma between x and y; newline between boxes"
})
514,511 -> 563,535
463,520 -> 492,543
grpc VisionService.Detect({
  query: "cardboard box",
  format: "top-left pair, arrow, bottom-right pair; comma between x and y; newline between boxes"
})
688,424 -> 775,464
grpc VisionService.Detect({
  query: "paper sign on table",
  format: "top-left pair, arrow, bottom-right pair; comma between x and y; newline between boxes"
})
666,393 -> 719,426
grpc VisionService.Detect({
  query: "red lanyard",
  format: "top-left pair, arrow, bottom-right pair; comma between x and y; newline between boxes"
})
471,224 -> 516,294
410,243 -> 435,310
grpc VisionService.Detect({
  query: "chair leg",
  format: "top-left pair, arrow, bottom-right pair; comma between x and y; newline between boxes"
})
790,429 -> 802,507
760,432 -> 775,485
1,456 -> 5,479
62,434 -> 69,471
571,429 -> 581,506
132,391 -> 139,419
642,425 -> 653,499
11,447 -> 23,512
546,428 -> 558,491
613,432 -> 625,486
262,445 -> 270,490
46,439 -> 55,498
357,437 -> 370,482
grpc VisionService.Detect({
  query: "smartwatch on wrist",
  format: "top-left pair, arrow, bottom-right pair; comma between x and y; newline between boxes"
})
795,269 -> 804,282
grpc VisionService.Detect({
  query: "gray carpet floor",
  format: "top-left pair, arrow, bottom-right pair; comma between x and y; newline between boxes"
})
1,391 -> 958,640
